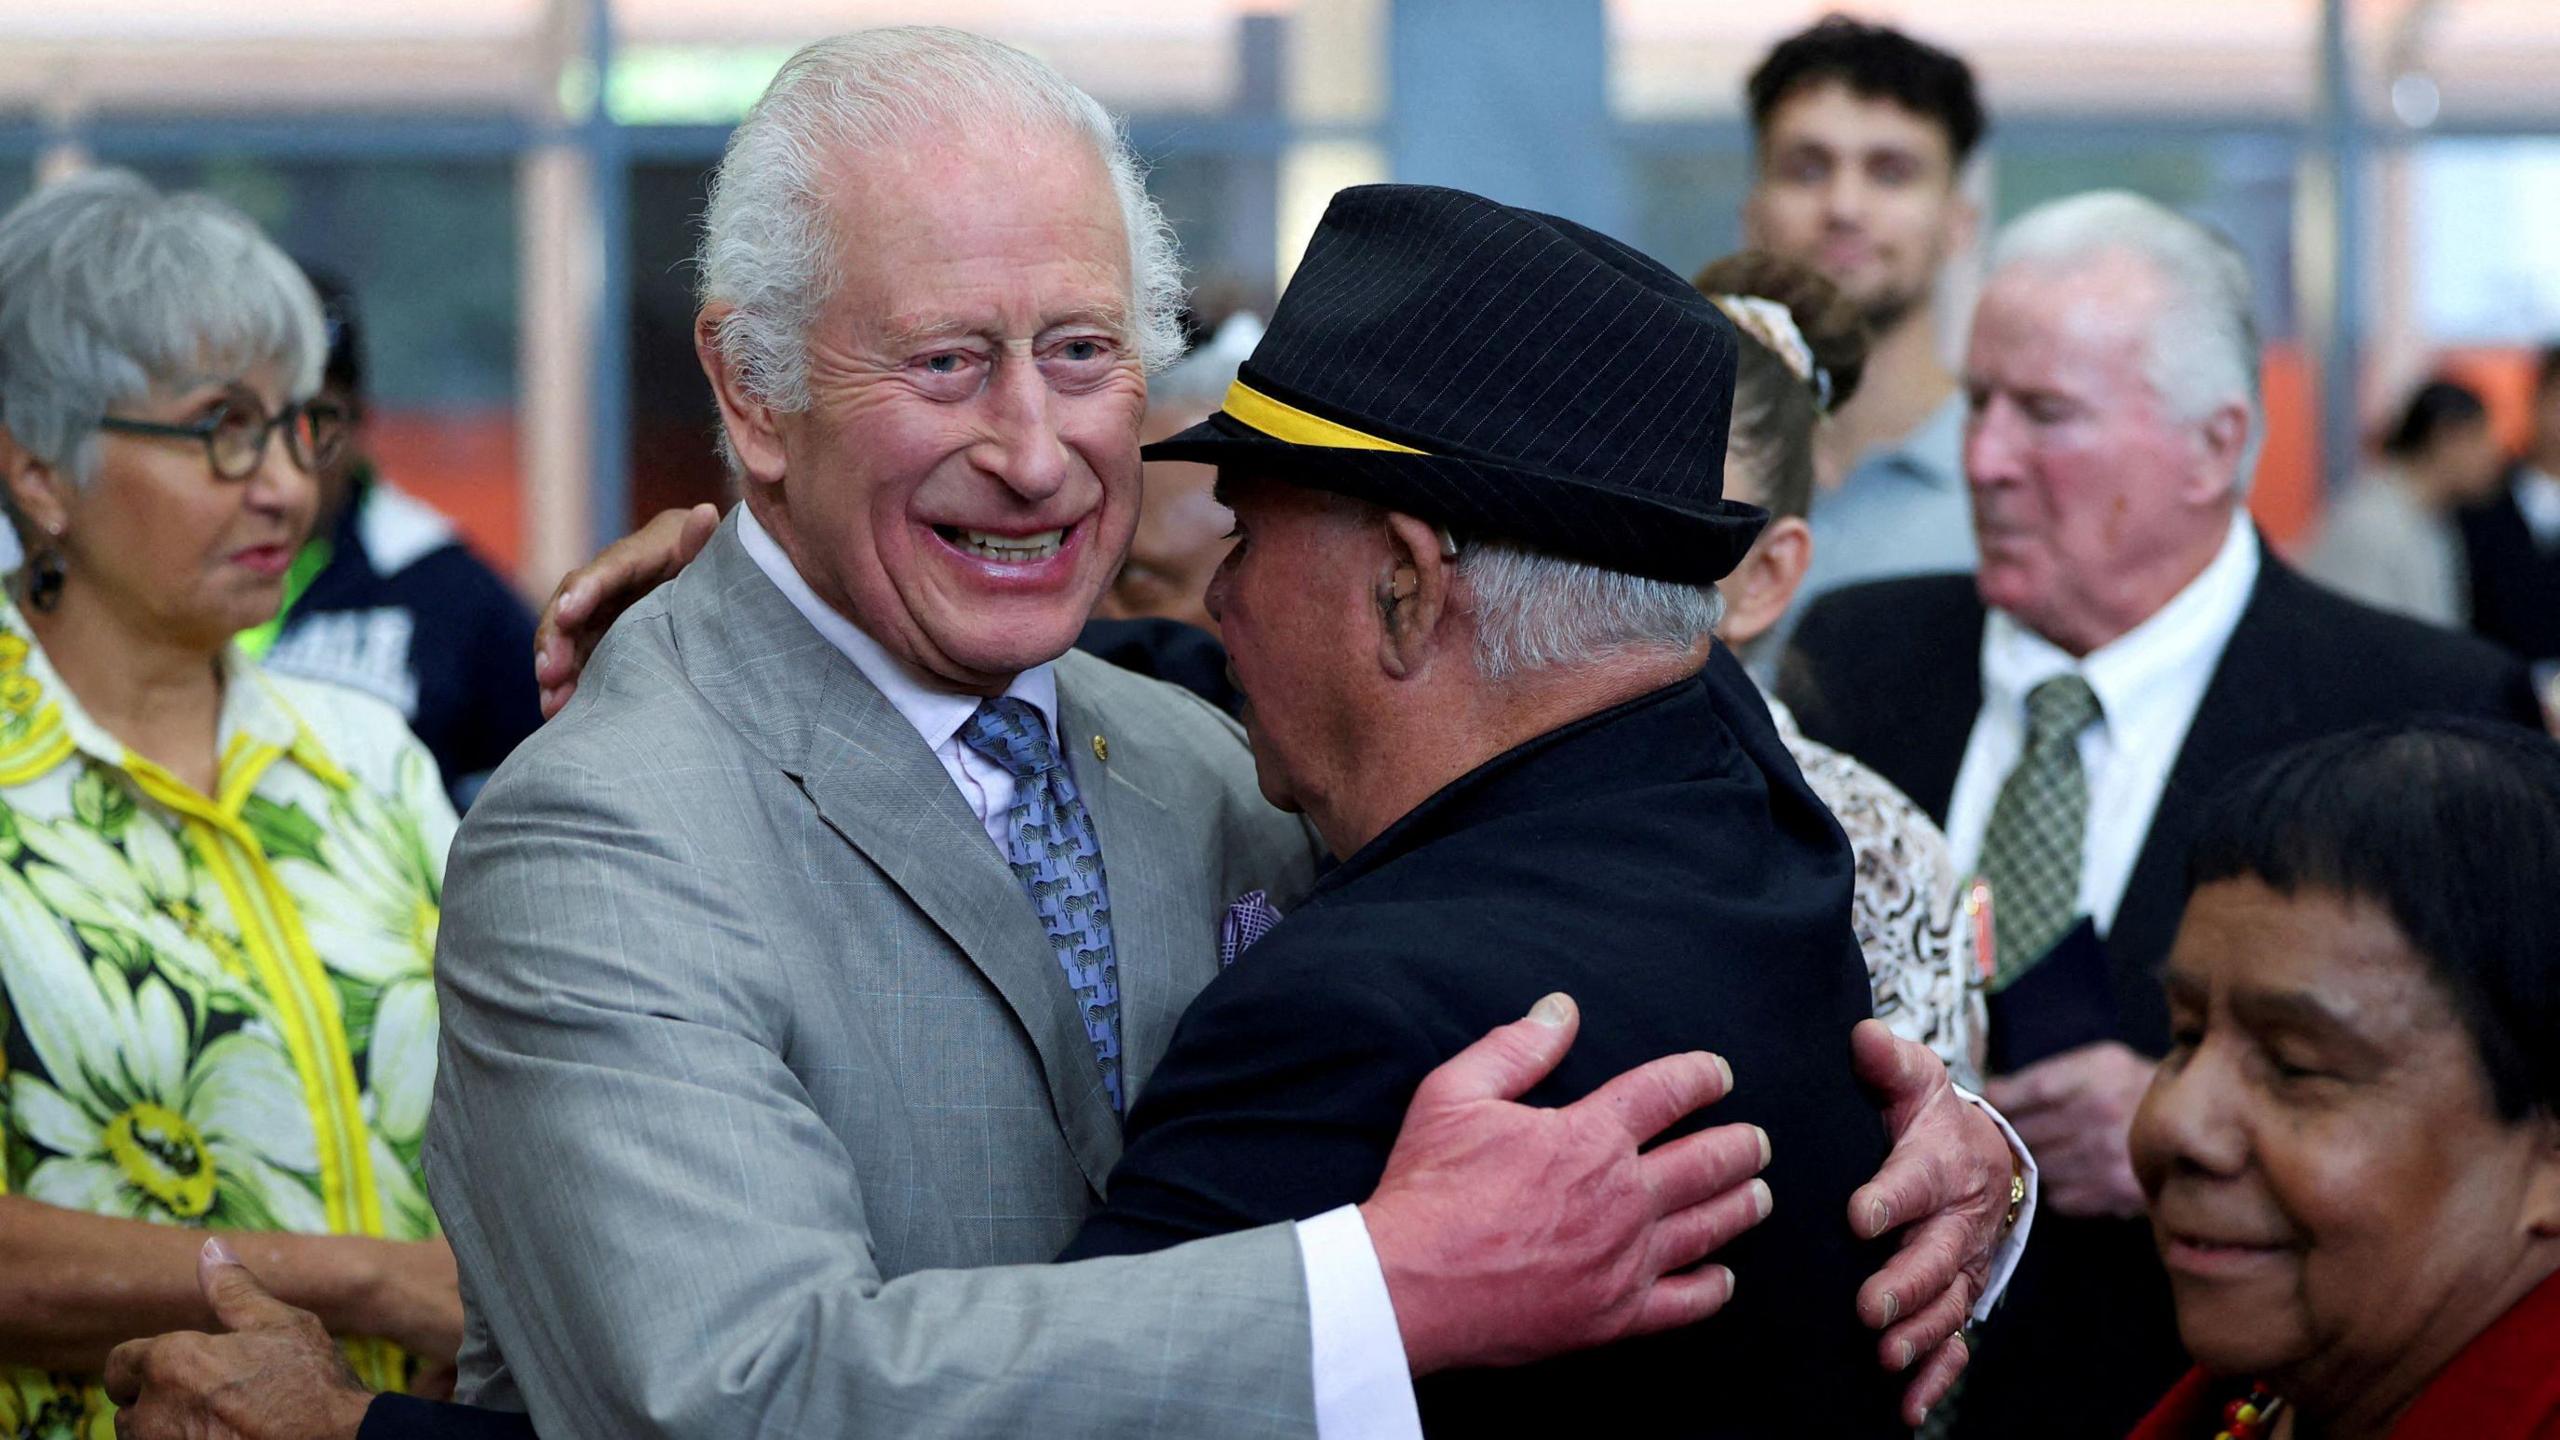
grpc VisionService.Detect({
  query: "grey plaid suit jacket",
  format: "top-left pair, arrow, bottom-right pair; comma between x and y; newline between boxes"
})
424,514 -> 1324,1438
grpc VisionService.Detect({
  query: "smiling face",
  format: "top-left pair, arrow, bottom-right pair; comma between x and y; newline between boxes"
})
13,363 -> 318,652
1962,252 -> 2241,655
1745,81 -> 1973,331
2133,878 -> 2560,1397
748,127 -> 1146,692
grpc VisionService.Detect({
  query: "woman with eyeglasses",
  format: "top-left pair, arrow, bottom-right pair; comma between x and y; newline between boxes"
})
0,170 -> 463,1435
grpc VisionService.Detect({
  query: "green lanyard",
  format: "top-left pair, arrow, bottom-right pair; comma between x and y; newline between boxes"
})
235,538 -> 335,661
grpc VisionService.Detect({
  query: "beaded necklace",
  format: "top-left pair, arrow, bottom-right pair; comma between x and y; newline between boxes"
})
2216,1384 -> 2285,1439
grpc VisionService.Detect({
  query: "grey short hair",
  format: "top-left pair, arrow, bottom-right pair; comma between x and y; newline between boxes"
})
0,168 -> 325,489
1988,190 -> 2265,493
697,26 -> 1184,424
1457,541 -> 1724,682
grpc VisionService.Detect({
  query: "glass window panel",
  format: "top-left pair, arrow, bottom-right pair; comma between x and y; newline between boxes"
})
1622,142 -> 1752,283
2412,138 -> 2560,344
1991,134 -> 2299,341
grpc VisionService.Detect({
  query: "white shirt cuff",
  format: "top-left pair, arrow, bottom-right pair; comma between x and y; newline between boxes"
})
1953,1084 -> 2037,1324
1296,1204 -> 1423,1440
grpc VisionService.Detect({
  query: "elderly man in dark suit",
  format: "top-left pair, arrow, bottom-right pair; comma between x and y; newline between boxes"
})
1780,189 -> 2545,1438
1049,184 -> 2022,1436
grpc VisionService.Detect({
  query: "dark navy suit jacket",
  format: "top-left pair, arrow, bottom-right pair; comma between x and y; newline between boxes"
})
1062,648 -> 1903,1436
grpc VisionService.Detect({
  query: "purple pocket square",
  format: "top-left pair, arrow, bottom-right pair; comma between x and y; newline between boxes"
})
1218,890 -> 1284,968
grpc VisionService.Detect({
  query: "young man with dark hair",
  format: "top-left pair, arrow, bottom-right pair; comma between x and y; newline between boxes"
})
2457,344 -> 2560,689
1742,15 -> 1987,666
252,269 -> 544,810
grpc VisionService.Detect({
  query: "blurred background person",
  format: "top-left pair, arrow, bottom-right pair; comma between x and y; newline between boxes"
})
2459,344 -> 2560,699
0,170 -> 462,1434
2303,377 -> 2502,628
2129,719 -> 2560,1439
1696,248 -> 1986,1087
1738,14 -> 1985,675
252,271 -> 543,812
1072,307 -> 1262,715
1093,307 -> 1260,636
1780,189 -> 2545,1439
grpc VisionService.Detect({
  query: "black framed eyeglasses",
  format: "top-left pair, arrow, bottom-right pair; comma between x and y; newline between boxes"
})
96,390 -> 351,482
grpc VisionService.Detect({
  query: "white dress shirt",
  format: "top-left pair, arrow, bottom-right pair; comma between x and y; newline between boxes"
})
739,505 -> 1421,1438
1945,511 -> 2261,935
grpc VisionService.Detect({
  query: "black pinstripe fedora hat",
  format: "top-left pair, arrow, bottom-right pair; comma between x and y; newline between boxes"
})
1145,184 -> 1765,585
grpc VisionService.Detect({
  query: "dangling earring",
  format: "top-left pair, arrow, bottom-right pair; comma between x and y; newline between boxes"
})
27,523 -> 64,613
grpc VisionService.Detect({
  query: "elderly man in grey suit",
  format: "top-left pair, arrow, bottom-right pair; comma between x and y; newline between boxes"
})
103,28 -> 2020,1440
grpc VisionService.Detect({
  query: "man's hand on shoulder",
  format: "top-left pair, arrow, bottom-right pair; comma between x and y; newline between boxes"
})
106,1238 -> 379,1440
1359,992 -> 1773,1375
1849,1020 -> 2025,1426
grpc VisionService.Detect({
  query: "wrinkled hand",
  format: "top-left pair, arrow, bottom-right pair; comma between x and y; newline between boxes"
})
1848,1020 -> 2017,1426
534,502 -> 721,718
1360,993 -> 1772,1376
106,1238 -> 378,1440
1984,1040 -> 2151,1220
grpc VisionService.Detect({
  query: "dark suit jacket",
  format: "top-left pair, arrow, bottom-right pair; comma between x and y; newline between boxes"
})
1776,551 -> 2541,1439
2459,471 -> 2560,663
357,1395 -> 534,1440
1062,648 -> 1902,1437
1778,553 -> 2542,1054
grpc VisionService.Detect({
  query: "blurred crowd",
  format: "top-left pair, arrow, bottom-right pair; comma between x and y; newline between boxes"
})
1,14 -> 2557,1440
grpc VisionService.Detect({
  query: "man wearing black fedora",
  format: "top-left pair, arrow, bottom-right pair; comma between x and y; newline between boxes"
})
101,33 -> 2023,1438
1050,184 -> 1997,1434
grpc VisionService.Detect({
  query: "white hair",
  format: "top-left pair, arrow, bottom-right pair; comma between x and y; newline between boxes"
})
1457,540 -> 1725,682
697,26 -> 1185,426
0,168 -> 325,488
1988,190 -> 2265,493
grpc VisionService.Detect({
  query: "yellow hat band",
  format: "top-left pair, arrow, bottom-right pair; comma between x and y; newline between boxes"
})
1219,379 -> 1428,455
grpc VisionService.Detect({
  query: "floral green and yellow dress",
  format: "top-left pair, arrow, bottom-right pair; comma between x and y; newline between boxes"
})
0,597 -> 456,1440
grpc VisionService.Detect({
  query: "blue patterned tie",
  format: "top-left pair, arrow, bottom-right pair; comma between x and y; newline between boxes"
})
960,697 -> 1123,1114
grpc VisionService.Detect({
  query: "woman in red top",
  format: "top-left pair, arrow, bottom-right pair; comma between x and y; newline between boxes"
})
2128,718 -> 2560,1440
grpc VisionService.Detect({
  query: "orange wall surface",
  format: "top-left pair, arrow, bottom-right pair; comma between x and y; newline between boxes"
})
364,408 -> 526,594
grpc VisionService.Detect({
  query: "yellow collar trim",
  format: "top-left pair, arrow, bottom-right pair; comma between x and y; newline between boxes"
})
1220,379 -> 1428,455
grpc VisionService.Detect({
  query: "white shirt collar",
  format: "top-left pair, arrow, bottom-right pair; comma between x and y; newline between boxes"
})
1981,509 -> 2261,736
735,502 -> 1059,753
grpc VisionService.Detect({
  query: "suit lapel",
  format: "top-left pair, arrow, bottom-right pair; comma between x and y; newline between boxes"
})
2104,556 -> 2308,1046
1054,676 -> 1195,1107
1900,592 -> 1988,824
670,518 -> 1125,1192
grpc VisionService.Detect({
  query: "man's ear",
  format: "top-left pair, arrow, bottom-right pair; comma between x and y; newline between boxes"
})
695,305 -> 790,488
1716,516 -> 1812,649
1375,510 -> 1457,681
0,427 -> 70,543
2195,401 -> 2254,503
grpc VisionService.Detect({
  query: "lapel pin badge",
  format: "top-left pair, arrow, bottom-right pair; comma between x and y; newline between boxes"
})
1090,734 -> 1109,762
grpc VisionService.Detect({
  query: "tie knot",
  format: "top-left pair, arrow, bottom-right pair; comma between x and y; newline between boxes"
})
2023,673 -> 2102,747
959,697 -> 1059,780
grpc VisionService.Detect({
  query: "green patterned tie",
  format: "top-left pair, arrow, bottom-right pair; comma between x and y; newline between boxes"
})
1977,674 -> 2103,990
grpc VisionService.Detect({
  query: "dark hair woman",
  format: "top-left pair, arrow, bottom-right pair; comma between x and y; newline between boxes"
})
2129,718 -> 2560,1438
